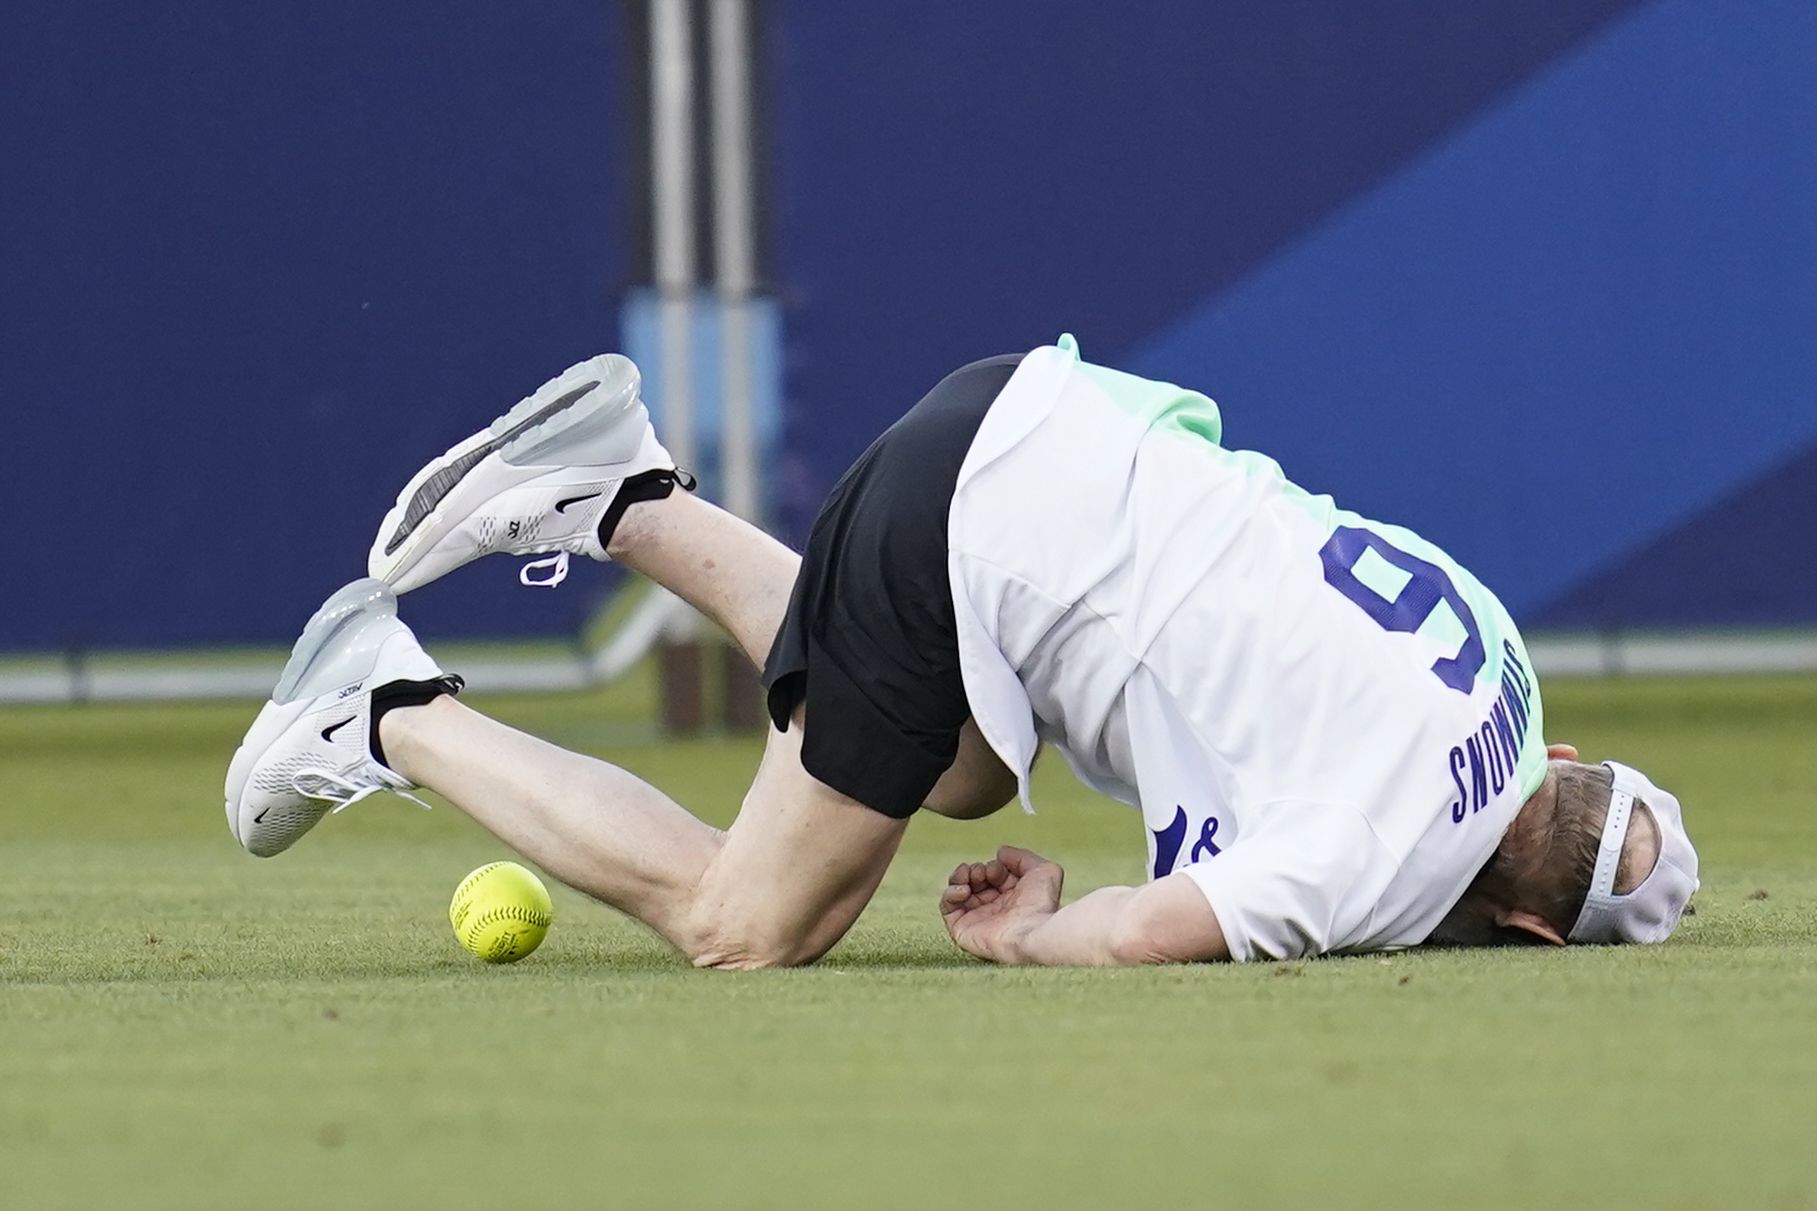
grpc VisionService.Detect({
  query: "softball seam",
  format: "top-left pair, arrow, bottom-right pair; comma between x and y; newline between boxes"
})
461,903 -> 553,944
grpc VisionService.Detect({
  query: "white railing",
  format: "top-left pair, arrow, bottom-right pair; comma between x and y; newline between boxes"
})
3,622 -> 1815,706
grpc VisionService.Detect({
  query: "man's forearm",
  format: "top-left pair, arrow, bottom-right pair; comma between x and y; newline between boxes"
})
999,877 -> 1229,966
998,886 -> 1143,965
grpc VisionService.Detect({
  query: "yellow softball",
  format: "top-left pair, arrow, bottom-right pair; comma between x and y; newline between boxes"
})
449,861 -> 553,963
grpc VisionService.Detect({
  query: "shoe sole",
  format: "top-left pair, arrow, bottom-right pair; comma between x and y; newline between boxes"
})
374,355 -> 642,576
273,578 -> 397,704
224,697 -> 323,855
225,579 -> 397,855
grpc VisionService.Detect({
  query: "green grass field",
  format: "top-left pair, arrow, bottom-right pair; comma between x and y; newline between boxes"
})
3,672 -> 1815,1209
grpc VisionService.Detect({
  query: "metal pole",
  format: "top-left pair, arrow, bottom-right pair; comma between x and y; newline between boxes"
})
709,0 -> 760,525
649,0 -> 706,731
649,0 -> 701,658
650,0 -> 697,479
707,0 -> 767,728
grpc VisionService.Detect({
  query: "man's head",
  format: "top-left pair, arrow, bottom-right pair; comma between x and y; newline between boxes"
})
1436,749 -> 1700,947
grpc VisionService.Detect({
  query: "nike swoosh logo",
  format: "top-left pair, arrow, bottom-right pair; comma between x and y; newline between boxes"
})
555,492 -> 602,514
320,717 -> 355,742
254,807 -> 271,824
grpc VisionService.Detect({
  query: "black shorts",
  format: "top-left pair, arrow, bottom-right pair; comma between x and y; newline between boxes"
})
762,354 -> 1023,817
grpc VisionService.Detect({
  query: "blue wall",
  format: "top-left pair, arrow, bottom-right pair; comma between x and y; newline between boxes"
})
5,1 -> 1814,648
3,1 -> 629,648
766,0 -> 1817,628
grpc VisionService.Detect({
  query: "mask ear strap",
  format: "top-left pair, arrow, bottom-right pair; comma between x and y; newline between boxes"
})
1570,784 -> 1633,939
1591,788 -> 1633,899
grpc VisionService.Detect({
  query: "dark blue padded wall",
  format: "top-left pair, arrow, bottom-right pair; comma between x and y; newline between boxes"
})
2,1 -> 628,648
763,0 -> 1641,513
6,1 -> 1813,648
765,0 -> 1817,628
1122,0 -> 1817,628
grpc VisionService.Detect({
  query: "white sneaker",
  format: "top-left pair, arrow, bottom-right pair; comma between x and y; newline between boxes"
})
224,579 -> 455,858
368,354 -> 679,594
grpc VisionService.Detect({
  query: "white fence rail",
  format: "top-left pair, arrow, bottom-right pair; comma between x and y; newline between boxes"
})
2,623 -> 1814,706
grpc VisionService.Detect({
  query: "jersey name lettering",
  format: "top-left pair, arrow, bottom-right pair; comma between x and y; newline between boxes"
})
1445,640 -> 1535,823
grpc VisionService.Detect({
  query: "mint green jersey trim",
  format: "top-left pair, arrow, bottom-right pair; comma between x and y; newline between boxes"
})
1514,679 -> 1548,801
1074,358 -> 1223,446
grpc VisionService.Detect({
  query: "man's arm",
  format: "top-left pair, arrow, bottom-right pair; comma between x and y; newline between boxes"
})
940,847 -> 1230,965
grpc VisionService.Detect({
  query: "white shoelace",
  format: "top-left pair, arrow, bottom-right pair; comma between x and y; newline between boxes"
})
291,769 -> 432,813
519,552 -> 571,588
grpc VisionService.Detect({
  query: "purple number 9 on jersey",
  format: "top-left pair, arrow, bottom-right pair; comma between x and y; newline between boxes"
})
1318,526 -> 1485,693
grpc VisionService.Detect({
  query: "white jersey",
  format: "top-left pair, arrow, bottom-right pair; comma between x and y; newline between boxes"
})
946,338 -> 1548,960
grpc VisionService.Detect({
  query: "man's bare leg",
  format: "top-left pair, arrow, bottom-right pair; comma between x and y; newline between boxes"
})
378,488 -> 1000,966
604,490 -> 1016,816
381,693 -> 902,966
380,694 -> 722,937
376,489 -> 907,967
604,489 -> 799,668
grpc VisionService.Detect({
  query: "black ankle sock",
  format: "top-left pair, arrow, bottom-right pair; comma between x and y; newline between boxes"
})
598,468 -> 697,553
369,674 -> 464,769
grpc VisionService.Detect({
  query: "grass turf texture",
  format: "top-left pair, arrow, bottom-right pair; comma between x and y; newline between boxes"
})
2,672 -> 1814,1209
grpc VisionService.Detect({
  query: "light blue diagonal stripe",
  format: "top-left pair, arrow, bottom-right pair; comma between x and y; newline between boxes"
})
1125,0 -> 1817,618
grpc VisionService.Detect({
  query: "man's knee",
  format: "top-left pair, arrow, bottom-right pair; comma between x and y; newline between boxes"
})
668,733 -> 899,970
676,900 -> 830,970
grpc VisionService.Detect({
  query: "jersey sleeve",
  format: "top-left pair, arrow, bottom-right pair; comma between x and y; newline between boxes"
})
1178,802 -> 1391,961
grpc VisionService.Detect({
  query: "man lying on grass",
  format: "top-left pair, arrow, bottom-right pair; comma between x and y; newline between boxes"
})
225,337 -> 1698,967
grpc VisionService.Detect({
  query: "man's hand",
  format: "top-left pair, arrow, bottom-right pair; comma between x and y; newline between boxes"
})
939,850 -> 1230,967
940,845 -> 1064,964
